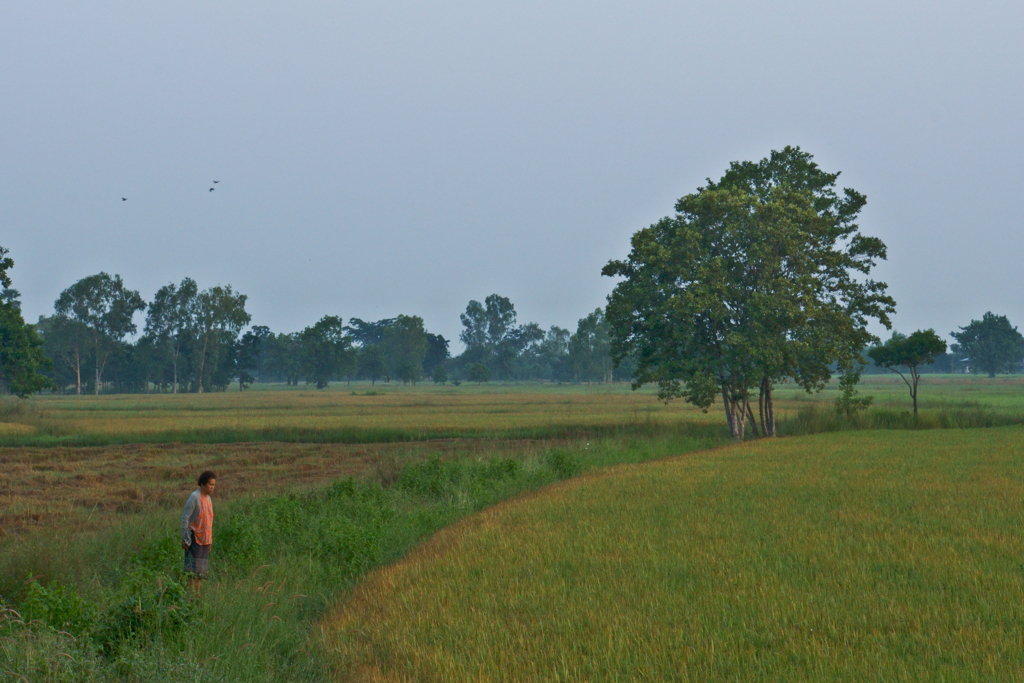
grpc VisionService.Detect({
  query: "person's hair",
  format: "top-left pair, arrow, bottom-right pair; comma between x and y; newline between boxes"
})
198,470 -> 216,487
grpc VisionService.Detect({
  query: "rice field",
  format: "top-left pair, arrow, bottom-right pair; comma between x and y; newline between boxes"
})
325,427 -> 1024,682
0,384 -> 713,446
3,375 -> 1022,447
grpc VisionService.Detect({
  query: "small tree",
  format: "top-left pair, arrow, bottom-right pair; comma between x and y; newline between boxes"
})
432,365 -> 448,385
951,312 -> 1024,378
834,363 -> 873,417
867,330 -> 946,418
466,362 -> 490,384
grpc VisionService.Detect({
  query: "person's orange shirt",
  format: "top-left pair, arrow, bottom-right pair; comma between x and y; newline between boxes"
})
190,494 -> 213,545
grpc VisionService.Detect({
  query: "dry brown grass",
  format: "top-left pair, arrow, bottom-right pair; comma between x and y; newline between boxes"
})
0,438 -> 557,537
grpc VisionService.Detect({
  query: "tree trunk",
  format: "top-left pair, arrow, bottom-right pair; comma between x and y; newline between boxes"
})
95,351 -> 108,395
197,332 -> 209,394
722,384 -> 736,438
735,397 -> 746,440
759,377 -> 776,437
746,400 -> 762,438
911,373 -> 918,418
73,344 -> 81,395
910,367 -> 920,419
758,381 -> 765,437
722,384 -> 745,440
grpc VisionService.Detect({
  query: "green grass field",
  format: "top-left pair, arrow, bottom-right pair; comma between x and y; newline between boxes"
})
2,374 -> 1022,447
1,376 -> 1023,681
326,428 -> 1024,681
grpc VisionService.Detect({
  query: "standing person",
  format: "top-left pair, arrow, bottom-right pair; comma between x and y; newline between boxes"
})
181,470 -> 216,593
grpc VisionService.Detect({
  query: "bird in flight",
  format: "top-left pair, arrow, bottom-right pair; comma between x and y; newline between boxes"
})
209,187 -> 215,192
122,197 -> 127,201
213,180 -> 219,184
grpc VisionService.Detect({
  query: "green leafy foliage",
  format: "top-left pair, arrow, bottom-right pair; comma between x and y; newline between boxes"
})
299,315 -> 353,389
54,272 -> 147,394
21,579 -> 97,635
951,312 -> 1024,378
466,362 -> 490,383
604,147 -> 895,439
0,246 -> 53,397
834,366 -> 874,417
545,449 -> 582,479
432,365 -> 448,384
868,330 -> 947,417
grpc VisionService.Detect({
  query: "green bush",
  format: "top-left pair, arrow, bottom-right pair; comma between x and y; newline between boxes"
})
21,579 -> 97,635
546,449 -> 581,479
95,568 -> 196,656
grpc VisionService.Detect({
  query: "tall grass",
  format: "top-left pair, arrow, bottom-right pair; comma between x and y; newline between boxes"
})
777,401 -> 1024,436
0,428 -> 724,681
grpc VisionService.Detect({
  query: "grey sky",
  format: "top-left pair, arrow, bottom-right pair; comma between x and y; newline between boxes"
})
4,0 -> 1022,350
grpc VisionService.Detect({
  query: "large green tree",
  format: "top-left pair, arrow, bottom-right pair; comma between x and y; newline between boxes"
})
54,273 -> 146,394
951,312 -> 1024,378
569,308 -> 613,383
0,247 -> 52,397
232,326 -> 269,390
193,285 -> 250,393
356,344 -> 387,385
382,315 -> 428,384
35,314 -> 90,393
300,316 -> 353,389
604,147 -> 895,439
144,277 -> 199,393
263,332 -> 303,385
422,333 -> 450,378
459,295 -> 542,379
868,330 -> 947,418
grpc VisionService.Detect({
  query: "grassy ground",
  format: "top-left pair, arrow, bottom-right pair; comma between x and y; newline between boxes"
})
325,427 -> 1024,682
0,383 -> 716,447
0,430 -> 725,682
3,375 -> 1022,447
2,377 -> 1023,680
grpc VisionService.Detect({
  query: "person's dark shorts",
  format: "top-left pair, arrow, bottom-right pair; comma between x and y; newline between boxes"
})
184,540 -> 211,578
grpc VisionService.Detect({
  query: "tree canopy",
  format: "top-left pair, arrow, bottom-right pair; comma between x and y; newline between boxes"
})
604,147 -> 895,438
0,247 -> 52,397
951,312 -> 1024,378
54,273 -> 146,394
300,315 -> 353,389
867,330 -> 947,417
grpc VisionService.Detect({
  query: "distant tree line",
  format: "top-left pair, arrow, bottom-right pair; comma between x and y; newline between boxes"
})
3,169 -> 1023,406
0,254 -> 636,394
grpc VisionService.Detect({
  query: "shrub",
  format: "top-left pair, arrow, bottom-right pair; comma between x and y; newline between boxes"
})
95,569 -> 196,656
20,579 -> 96,635
546,449 -> 581,479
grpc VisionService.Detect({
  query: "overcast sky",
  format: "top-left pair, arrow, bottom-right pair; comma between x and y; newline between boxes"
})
3,0 -> 1022,349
